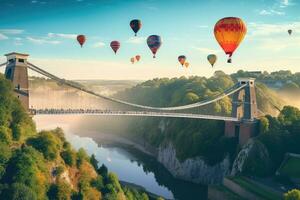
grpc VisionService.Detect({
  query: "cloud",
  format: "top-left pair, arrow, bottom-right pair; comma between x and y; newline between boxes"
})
27,37 -> 61,45
259,36 -> 300,51
258,0 -> 295,16
0,33 -> 8,40
126,36 -> 146,44
280,0 -> 294,8
248,21 -> 300,51
259,9 -> 285,16
92,42 -> 105,48
47,33 -> 77,39
193,47 -> 221,54
14,37 -> 23,46
248,22 -> 300,37
0,29 -> 24,34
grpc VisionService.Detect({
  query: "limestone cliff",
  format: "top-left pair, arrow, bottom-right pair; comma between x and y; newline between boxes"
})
157,143 -> 231,184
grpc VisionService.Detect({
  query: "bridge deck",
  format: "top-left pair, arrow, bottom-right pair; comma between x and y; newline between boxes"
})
31,109 -> 240,121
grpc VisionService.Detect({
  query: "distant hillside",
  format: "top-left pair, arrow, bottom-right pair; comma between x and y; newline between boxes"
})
29,76 -> 141,96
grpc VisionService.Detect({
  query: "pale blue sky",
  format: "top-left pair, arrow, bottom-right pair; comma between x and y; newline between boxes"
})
0,0 -> 300,79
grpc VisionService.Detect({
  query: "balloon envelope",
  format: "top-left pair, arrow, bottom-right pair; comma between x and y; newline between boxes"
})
178,55 -> 186,66
135,55 -> 141,61
288,29 -> 292,35
214,17 -> 247,63
207,54 -> 217,67
130,19 -> 142,36
110,41 -> 120,54
130,57 -> 135,64
77,35 -> 86,47
184,62 -> 190,68
147,35 -> 162,58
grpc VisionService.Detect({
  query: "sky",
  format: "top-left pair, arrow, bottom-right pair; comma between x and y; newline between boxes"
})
0,0 -> 300,80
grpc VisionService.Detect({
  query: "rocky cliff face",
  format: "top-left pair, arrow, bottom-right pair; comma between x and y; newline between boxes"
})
231,139 -> 271,176
157,143 -> 231,184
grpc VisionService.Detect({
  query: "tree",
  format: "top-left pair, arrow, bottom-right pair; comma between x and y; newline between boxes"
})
76,148 -> 89,167
7,183 -> 37,200
47,181 -> 72,200
279,106 -> 300,126
91,175 -> 104,191
61,149 -> 76,166
284,189 -> 300,200
259,117 -> 270,134
27,131 -> 62,160
90,154 -> 98,170
98,164 -> 108,178
4,147 -> 49,199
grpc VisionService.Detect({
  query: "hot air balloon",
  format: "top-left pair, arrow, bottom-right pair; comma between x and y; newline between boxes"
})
135,55 -> 141,62
130,19 -> 142,36
77,35 -> 86,47
110,41 -> 120,54
130,57 -> 135,64
288,29 -> 292,35
178,55 -> 186,66
147,35 -> 162,58
214,17 -> 247,63
207,54 -> 217,67
184,62 -> 190,68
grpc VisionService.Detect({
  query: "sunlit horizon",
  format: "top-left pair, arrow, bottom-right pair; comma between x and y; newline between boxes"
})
1,0 -> 300,80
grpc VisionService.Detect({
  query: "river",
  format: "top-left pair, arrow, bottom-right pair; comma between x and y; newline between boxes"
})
34,115 -> 207,200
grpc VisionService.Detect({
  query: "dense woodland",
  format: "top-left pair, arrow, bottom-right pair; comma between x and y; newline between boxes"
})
116,71 -> 286,164
232,70 -> 300,90
245,106 -> 300,178
0,74 -> 159,200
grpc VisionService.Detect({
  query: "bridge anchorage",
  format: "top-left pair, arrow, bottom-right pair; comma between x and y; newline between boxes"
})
2,52 -> 259,146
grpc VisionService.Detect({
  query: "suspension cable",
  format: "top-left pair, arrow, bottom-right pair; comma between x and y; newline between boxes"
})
256,86 -> 281,112
0,62 -> 7,67
27,62 -> 246,111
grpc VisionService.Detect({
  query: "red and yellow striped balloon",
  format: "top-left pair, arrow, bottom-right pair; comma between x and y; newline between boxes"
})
214,17 -> 247,63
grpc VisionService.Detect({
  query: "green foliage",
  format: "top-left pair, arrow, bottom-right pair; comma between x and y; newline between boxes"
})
90,154 -> 98,170
61,149 -> 76,166
284,189 -> 300,200
76,148 -> 89,167
55,166 -> 65,178
0,126 -> 12,144
107,173 -> 122,192
8,183 -> 37,200
3,146 -> 49,199
259,117 -> 270,134
278,106 -> 300,126
47,181 -> 72,200
0,142 -> 12,179
27,130 -> 63,160
123,186 -> 151,200
91,175 -> 104,191
258,106 -> 300,174
98,164 -> 108,178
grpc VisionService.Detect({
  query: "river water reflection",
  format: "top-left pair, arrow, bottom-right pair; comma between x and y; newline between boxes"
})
34,116 -> 207,200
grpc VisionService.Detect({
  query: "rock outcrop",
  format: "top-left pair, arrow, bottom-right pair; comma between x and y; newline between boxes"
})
231,139 -> 271,176
157,143 -> 231,184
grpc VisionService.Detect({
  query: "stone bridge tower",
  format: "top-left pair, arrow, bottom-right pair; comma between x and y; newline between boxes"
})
225,78 -> 259,146
4,52 -> 29,111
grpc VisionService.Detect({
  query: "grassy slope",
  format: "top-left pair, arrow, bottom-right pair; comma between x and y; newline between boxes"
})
230,177 -> 281,200
279,156 -> 300,179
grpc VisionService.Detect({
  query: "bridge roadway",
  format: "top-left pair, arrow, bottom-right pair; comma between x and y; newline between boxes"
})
31,109 -> 240,122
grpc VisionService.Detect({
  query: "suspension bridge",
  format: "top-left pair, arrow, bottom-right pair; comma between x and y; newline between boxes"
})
0,52 -> 262,145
